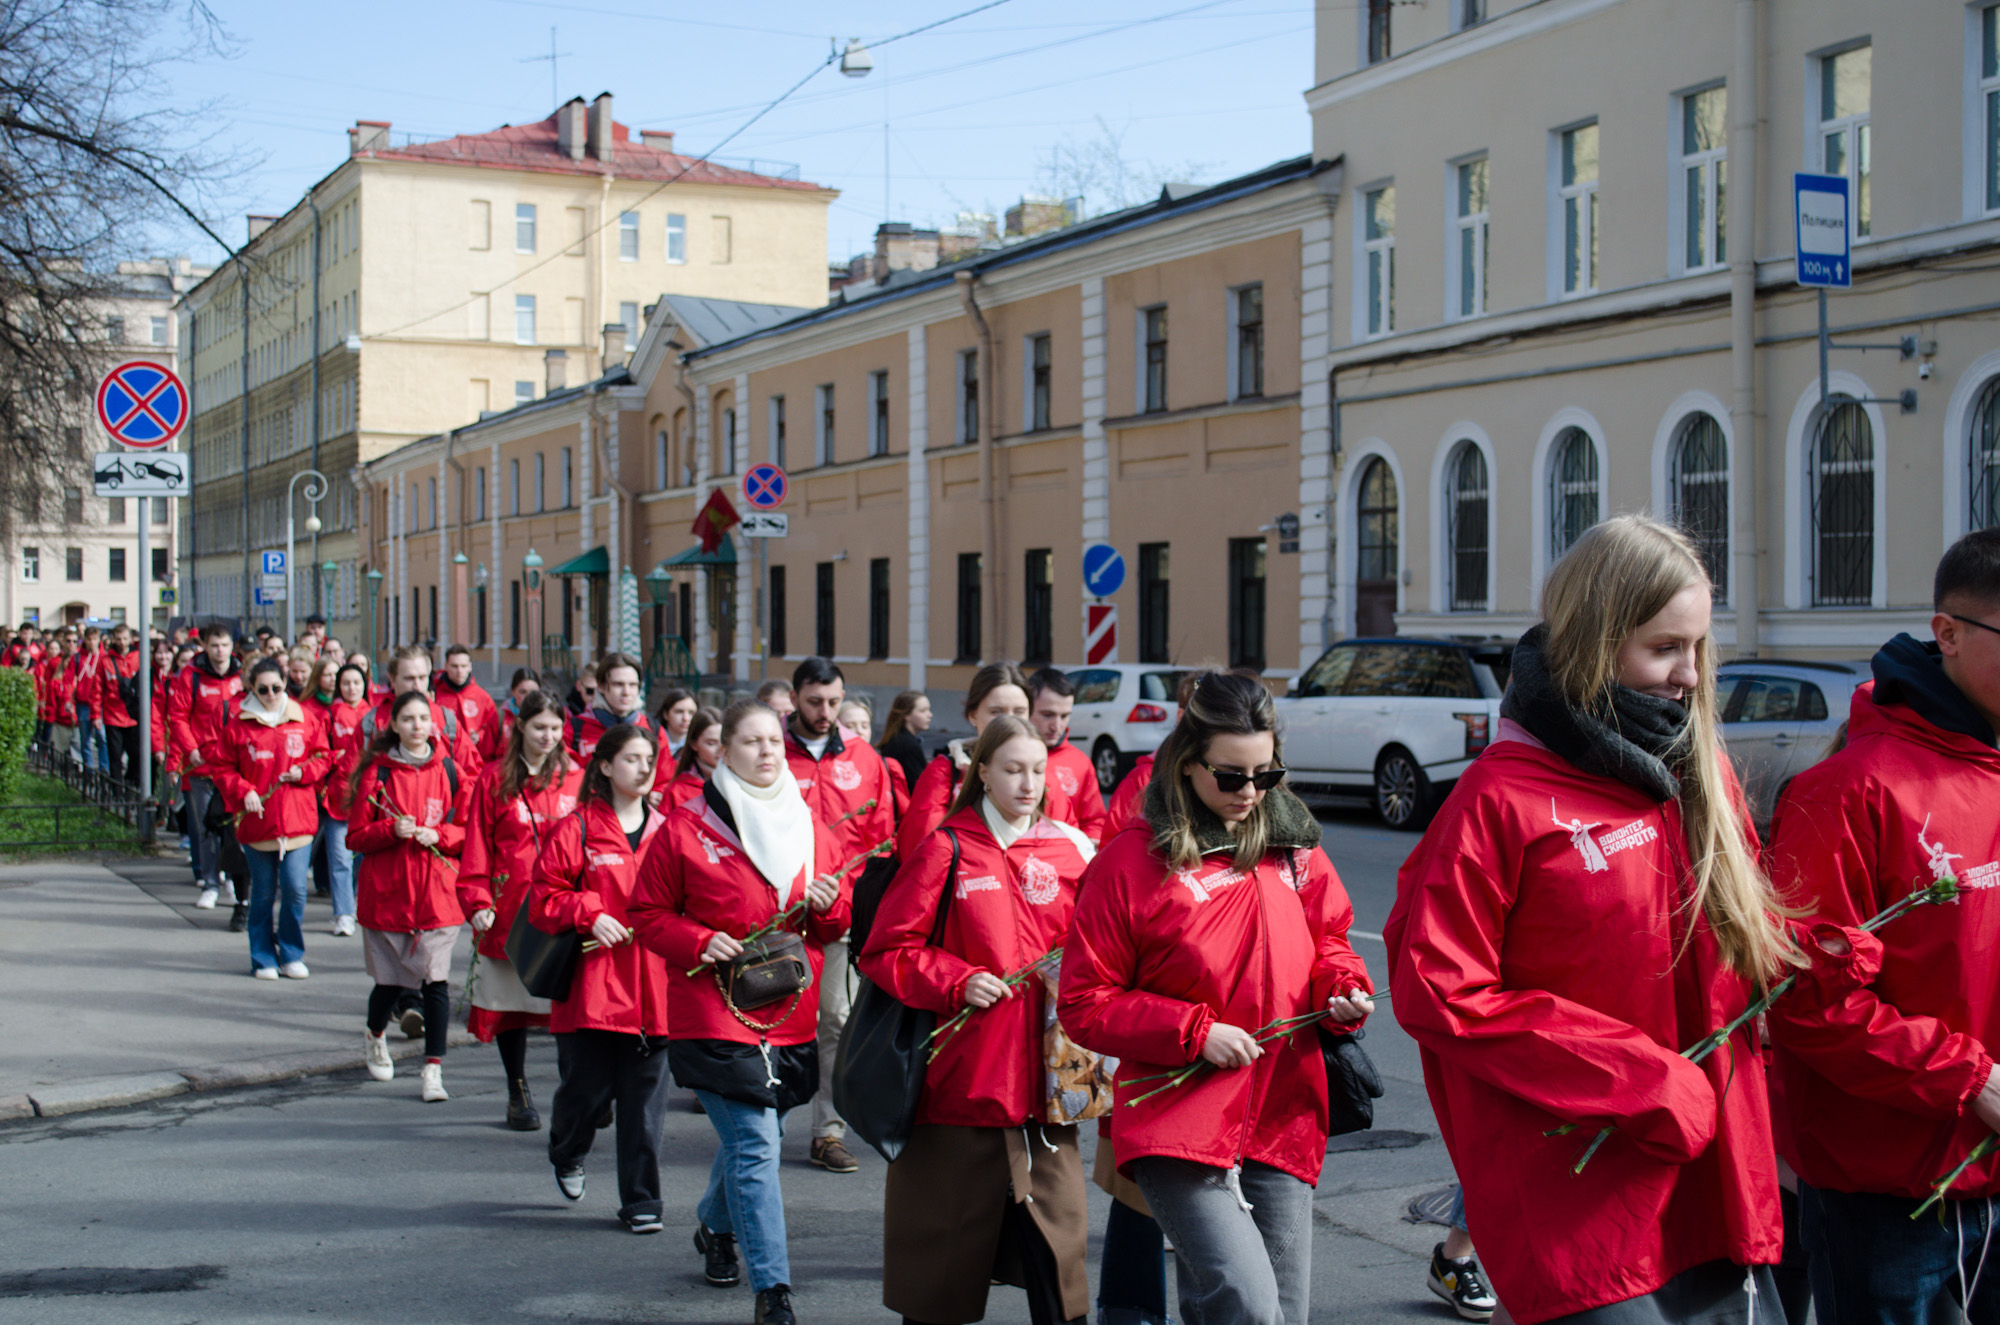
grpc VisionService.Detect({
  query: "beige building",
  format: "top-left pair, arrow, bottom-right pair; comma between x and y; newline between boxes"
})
0,258 -> 207,635
177,93 -> 836,642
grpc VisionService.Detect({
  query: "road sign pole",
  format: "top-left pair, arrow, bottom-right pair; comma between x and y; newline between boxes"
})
1819,287 -> 1829,417
759,536 -> 769,684
137,497 -> 152,841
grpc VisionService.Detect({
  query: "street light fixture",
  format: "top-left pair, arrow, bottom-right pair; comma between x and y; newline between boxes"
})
321,559 -> 339,624
839,37 -> 873,77
285,469 -> 329,644
523,548 -> 544,673
364,566 -> 384,680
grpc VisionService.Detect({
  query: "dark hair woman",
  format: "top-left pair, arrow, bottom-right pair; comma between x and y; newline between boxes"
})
656,686 -> 698,758
457,690 -> 583,1130
655,704 -> 722,806
1059,671 -> 1373,1325
527,722 -> 671,1233
499,666 -> 541,747
319,662 -> 374,936
347,687 -> 473,1104
898,663 -> 1072,860
629,700 -> 847,1324
860,714 -> 1097,1325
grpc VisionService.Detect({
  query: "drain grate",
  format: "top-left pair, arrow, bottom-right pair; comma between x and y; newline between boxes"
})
0,1265 -> 225,1297
1327,1129 -> 1428,1153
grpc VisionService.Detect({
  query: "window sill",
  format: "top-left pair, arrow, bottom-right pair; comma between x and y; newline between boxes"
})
1102,392 -> 1300,430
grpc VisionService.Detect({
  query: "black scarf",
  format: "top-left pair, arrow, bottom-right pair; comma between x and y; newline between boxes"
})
1500,624 -> 1688,803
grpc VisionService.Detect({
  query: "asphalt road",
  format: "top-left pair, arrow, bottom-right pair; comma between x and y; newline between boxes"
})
0,806 -> 1463,1325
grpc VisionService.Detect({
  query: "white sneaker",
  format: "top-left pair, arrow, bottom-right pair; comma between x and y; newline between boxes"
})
251,966 -> 279,980
364,1031 -> 394,1081
217,881 -> 238,906
331,915 -> 357,937
420,1062 -> 448,1103
194,888 -> 218,910
278,961 -> 309,979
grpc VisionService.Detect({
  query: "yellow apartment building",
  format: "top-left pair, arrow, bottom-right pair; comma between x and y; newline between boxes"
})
177,92 -> 835,644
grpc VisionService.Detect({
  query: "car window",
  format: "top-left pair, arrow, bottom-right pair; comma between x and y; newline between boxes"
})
1295,647 -> 1357,698
1729,676 -> 1807,723
1798,682 -> 1828,723
1340,644 -> 1478,699
1713,676 -> 1744,721
1139,670 -> 1187,703
1068,670 -> 1121,705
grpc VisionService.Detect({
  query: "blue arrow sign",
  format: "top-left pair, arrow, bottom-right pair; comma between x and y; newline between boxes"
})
1081,543 -> 1126,598
743,463 -> 789,510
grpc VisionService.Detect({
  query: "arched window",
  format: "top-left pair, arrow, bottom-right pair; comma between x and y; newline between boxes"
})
1445,442 -> 1488,611
1810,397 -> 1873,606
654,430 -> 668,490
1355,457 -> 1399,636
1669,412 -> 1729,600
1970,377 -> 2000,531
1547,426 -> 1598,560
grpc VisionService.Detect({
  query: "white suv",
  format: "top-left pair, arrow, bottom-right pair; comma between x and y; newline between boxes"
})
1715,659 -> 1869,829
1061,665 -> 1193,791
1279,639 -> 1511,829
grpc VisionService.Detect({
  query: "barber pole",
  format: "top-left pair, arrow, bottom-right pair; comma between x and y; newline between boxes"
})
1083,603 -> 1118,665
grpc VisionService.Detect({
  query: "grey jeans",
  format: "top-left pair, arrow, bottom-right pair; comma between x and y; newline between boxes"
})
1132,1156 -> 1313,1325
811,936 -> 852,1139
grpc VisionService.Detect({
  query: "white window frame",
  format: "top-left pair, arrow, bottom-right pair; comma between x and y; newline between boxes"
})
20,546 -> 37,582
514,295 -> 536,345
1450,0 -> 1484,31
1549,121 -> 1599,299
1447,155 -> 1490,320
1810,41 -> 1872,241
769,394 -> 787,469
665,213 -> 687,264
654,430 -> 668,489
618,210 -> 639,262
1672,84 -> 1728,276
619,301 -> 640,351
1966,5 -> 2000,219
815,384 -> 834,466
1353,182 -> 1396,341
515,202 -> 536,254
514,380 -> 533,406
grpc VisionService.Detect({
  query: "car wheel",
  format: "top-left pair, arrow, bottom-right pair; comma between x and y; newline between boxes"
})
1374,747 -> 1434,831
1092,738 -> 1123,793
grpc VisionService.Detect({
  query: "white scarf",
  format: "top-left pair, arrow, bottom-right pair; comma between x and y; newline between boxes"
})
981,795 -> 1031,851
712,759 -> 814,908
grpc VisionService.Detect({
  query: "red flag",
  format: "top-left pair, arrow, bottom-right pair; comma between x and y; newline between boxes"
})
691,488 -> 740,554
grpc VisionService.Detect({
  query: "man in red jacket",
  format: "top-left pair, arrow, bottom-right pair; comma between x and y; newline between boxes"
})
781,655 -> 896,1175
433,644 -> 504,762
359,645 -> 480,773
1767,528 -> 2000,1323
169,623 -> 246,914
564,652 -> 652,760
36,630 -> 78,761
98,623 -> 143,786
1027,666 -> 1108,844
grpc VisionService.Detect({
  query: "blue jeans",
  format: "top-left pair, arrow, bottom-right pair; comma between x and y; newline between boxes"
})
693,1089 -> 792,1293
74,704 -> 101,770
324,819 -> 355,919
243,844 -> 308,971
1801,1180 -> 2000,1324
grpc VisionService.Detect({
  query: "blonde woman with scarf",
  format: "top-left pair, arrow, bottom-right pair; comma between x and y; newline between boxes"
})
630,700 -> 847,1325
205,656 -> 330,979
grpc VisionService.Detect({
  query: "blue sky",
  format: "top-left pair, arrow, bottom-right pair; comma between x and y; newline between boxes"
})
156,0 -> 1317,266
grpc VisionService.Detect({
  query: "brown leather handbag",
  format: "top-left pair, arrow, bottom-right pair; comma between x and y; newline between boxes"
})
717,930 -> 811,1025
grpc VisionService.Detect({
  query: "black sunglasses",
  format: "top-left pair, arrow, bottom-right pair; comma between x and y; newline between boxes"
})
1199,761 -> 1287,793
252,683 -> 286,696
1953,613 -> 2000,640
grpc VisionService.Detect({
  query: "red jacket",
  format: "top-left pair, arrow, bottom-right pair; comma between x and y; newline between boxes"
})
37,654 -> 76,726
1766,676 -> 2000,1201
71,646 -> 104,714
529,799 -> 670,1035
860,808 -> 1093,1128
566,705 -> 654,762
435,674 -> 505,763
1045,740 -> 1108,844
1384,731 -> 1781,1324
97,648 -> 139,727
656,765 -> 706,808
322,699 -> 369,819
460,760 -> 583,962
167,655 -> 244,785
204,699 -> 331,844
1105,754 -> 1153,837
361,694 -> 480,775
347,743 -> 470,933
1058,810 -> 1371,1187
785,725 -> 898,880
149,668 -> 170,753
899,748 -> 1073,862
628,790 -> 846,1047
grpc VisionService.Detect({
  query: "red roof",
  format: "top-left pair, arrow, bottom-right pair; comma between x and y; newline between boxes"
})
362,112 -> 827,192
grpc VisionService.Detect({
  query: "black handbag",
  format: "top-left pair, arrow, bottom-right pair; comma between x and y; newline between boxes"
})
832,828 -> 959,1163
1321,1026 -> 1384,1137
505,817 -> 585,1001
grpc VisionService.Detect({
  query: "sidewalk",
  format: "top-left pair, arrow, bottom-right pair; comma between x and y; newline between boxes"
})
0,852 -> 473,1119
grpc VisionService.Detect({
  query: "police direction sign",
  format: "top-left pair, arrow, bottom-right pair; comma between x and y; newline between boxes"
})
1794,172 -> 1851,289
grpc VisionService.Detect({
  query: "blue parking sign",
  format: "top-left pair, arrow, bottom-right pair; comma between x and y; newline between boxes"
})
1794,173 -> 1851,289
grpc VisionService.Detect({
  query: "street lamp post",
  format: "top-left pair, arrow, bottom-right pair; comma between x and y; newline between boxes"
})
364,566 -> 384,683
523,548 -> 544,674
645,563 -> 671,669
452,551 -> 469,656
285,469 -> 328,644
321,560 -> 339,630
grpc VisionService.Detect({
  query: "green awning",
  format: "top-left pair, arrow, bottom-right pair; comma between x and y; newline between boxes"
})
663,538 -> 737,567
549,546 -> 610,576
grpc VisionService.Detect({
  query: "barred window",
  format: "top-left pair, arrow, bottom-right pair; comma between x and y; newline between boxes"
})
1811,399 -> 1873,606
1670,412 -> 1729,601
1445,442 -> 1489,611
1969,376 -> 2000,530
1547,427 -> 1599,560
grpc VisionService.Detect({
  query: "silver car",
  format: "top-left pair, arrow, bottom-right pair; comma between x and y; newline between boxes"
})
1715,659 -> 1871,828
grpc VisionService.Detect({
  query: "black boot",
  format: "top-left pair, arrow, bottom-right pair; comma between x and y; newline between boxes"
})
753,1284 -> 794,1325
227,902 -> 248,933
694,1224 -> 740,1287
506,1078 -> 541,1131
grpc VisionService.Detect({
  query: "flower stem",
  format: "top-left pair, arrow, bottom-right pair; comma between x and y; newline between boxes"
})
921,946 -> 1062,1061
1913,1134 -> 1998,1220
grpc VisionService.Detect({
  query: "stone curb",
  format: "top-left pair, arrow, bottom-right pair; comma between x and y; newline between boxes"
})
14,1030 -> 478,1120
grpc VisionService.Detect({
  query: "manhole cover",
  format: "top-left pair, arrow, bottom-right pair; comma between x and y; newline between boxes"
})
0,1265 -> 225,1297
1327,1129 -> 1429,1153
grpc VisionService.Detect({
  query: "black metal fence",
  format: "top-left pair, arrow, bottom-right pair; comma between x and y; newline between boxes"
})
3,746 -> 153,849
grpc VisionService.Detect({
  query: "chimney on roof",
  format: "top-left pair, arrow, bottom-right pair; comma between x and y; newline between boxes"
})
588,92 -> 614,162
1005,195 -> 1075,239
872,222 -> 940,283
601,322 -> 627,370
348,120 -> 391,156
246,214 -> 279,242
639,129 -> 676,154
556,98 -> 587,162
545,348 -> 568,393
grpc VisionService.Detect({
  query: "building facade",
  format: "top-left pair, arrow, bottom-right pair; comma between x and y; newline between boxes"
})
177,92 -> 835,644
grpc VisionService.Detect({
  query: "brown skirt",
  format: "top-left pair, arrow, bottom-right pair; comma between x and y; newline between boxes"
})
882,1122 -> 1090,1323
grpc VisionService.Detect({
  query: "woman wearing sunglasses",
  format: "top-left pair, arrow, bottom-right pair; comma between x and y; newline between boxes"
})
204,656 -> 331,980
1059,670 -> 1373,1325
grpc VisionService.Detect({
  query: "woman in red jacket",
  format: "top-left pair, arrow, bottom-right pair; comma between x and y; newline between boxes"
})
1384,515 -> 1808,1325
528,722 -> 670,1231
628,700 -> 845,1325
898,662 -> 1070,859
206,657 -> 330,980
322,663 -> 372,937
347,688 -> 471,1104
654,704 -> 721,806
860,714 -> 1097,1325
1058,670 -> 1372,1325
461,691 -> 581,1131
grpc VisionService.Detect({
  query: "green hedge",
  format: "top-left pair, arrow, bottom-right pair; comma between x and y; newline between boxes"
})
0,668 -> 34,804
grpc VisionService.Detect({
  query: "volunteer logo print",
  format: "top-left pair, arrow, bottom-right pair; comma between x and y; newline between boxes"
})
830,760 -> 862,791
1052,766 -> 1079,796
1019,855 -> 1062,905
284,732 -> 305,759
1551,798 -> 1609,874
